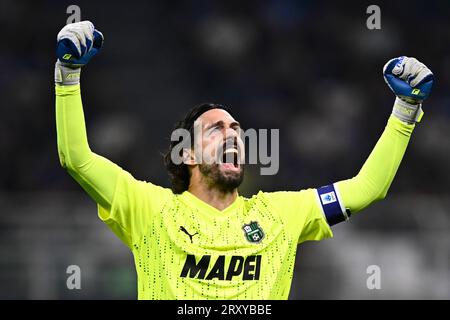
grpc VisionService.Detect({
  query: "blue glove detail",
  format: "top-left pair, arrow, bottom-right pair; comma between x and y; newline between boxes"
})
56,29 -> 104,66
383,56 -> 434,104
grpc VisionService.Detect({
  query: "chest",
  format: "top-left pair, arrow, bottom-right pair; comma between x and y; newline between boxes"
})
157,199 -> 289,253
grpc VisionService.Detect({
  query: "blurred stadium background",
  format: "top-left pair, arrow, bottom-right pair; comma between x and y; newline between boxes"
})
1,0 -> 450,299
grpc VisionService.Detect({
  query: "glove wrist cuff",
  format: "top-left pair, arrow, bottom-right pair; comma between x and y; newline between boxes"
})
54,61 -> 81,85
392,97 -> 424,124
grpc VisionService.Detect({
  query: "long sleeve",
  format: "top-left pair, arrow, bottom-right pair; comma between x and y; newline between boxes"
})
56,84 -> 173,247
55,84 -> 124,210
335,115 -> 415,214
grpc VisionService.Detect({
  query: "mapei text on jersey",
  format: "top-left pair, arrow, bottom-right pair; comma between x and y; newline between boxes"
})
180,255 -> 262,280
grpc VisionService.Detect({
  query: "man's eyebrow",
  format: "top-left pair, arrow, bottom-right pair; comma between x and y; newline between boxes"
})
230,121 -> 241,128
205,120 -> 241,130
205,120 -> 224,130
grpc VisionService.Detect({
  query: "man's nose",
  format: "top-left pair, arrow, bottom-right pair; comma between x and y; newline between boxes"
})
224,127 -> 238,139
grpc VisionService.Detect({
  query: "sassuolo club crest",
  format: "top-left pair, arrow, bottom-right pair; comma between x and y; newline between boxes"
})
242,221 -> 264,243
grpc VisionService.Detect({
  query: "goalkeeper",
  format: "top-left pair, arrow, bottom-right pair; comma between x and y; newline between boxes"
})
55,21 -> 434,299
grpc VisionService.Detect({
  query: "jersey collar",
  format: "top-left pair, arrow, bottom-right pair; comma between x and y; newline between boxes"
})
179,191 -> 242,216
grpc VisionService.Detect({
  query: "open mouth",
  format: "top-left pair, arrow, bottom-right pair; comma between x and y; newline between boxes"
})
219,139 -> 240,171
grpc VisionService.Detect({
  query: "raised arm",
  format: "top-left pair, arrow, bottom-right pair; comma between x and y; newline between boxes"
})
55,21 -> 123,211
54,21 -> 173,247
317,56 -> 434,225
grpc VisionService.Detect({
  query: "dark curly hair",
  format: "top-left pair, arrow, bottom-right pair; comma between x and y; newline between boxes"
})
163,103 -> 232,194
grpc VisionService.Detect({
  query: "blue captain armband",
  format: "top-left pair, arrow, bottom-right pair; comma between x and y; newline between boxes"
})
315,184 -> 350,226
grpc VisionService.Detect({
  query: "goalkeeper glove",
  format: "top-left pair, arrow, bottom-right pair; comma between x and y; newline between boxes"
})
383,56 -> 434,124
54,21 -> 104,86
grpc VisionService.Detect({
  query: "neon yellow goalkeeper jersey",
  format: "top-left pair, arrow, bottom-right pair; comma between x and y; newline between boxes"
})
98,177 -> 332,300
56,84 -> 416,300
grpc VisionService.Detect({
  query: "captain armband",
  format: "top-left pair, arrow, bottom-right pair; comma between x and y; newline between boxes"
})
315,184 -> 350,226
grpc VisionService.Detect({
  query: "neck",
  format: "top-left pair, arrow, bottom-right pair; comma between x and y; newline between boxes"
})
188,182 -> 238,212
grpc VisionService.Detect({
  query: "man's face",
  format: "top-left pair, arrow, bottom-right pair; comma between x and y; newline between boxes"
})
191,109 -> 245,192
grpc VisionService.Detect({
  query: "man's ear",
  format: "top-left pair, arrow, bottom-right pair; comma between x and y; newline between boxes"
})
183,148 -> 196,166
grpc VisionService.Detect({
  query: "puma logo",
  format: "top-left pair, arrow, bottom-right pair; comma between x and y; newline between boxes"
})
180,226 -> 198,243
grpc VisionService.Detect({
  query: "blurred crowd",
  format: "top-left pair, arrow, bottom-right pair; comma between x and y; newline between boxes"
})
1,0 -> 450,299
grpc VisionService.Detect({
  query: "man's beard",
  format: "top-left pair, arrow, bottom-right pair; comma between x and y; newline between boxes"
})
199,163 -> 244,193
